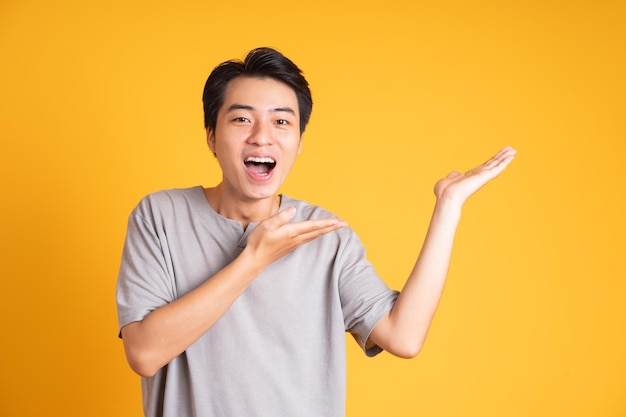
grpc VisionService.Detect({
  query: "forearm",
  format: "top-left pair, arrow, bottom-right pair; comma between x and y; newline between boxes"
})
371,198 -> 462,357
121,209 -> 348,377
369,146 -> 515,358
122,249 -> 265,377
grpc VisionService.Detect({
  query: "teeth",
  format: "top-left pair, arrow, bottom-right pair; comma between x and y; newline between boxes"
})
245,157 -> 275,164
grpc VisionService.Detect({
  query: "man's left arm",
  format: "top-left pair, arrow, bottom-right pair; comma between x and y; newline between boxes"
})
368,146 -> 517,358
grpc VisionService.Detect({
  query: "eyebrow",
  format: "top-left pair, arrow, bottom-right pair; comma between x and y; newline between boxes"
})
226,103 -> 296,115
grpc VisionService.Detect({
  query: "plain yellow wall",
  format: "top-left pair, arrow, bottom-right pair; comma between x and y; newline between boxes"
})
1,0 -> 624,416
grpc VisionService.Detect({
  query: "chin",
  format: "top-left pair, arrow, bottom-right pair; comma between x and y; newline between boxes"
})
243,186 -> 281,201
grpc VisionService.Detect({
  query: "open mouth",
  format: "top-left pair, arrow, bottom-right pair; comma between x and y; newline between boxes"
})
244,156 -> 276,177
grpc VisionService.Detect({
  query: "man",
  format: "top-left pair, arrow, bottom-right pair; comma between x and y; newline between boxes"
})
117,47 -> 516,417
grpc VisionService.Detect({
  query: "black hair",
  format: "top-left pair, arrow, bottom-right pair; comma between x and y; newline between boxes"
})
202,47 -> 313,135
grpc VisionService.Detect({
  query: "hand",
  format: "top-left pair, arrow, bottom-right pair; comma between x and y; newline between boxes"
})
434,146 -> 517,205
246,207 -> 347,266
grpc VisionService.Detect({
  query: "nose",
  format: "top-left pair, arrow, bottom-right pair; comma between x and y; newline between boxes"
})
248,121 -> 274,146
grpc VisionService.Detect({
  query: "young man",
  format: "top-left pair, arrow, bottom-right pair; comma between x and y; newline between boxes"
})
117,47 -> 516,417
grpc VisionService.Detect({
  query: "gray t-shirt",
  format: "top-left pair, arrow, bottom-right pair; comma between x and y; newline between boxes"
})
117,186 -> 398,417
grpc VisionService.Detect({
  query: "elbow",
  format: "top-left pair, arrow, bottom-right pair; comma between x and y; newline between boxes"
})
385,338 -> 424,359
121,328 -> 164,378
370,319 -> 426,359
393,343 -> 423,359
126,351 -> 161,378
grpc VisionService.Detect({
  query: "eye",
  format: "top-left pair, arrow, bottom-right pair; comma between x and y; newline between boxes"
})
276,119 -> 289,125
233,117 -> 250,123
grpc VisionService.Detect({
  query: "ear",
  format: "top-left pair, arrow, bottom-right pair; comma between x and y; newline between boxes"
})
297,136 -> 303,155
206,128 -> 217,156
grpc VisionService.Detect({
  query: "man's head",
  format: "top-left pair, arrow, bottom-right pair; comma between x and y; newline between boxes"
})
202,47 -> 313,135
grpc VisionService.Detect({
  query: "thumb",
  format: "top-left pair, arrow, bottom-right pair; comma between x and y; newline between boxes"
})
264,206 -> 297,231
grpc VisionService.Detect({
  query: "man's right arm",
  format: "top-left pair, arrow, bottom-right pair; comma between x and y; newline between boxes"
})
120,207 -> 346,378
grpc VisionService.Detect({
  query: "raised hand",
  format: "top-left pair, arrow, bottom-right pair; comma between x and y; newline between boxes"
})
434,146 -> 517,205
246,207 -> 347,266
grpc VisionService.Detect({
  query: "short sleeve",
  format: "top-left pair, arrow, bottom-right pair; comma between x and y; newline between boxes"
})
337,229 -> 399,357
116,200 -> 177,335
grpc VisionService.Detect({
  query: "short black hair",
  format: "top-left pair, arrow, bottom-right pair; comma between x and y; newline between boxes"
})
202,47 -> 313,135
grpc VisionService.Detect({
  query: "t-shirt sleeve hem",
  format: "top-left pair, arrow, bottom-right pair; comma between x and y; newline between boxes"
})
353,290 -> 399,357
117,309 -> 151,338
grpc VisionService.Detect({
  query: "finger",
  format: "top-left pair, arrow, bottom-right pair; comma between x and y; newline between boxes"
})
286,218 -> 347,236
482,147 -> 509,166
478,155 -> 516,182
495,146 -> 517,161
283,218 -> 347,244
293,222 -> 347,247
484,146 -> 515,163
262,207 -> 297,231
483,146 -> 517,169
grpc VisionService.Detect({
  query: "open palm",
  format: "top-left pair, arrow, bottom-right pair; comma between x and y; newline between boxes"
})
434,146 -> 517,204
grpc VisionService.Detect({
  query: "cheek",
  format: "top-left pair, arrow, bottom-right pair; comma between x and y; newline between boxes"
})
282,145 -> 301,171
281,134 -> 302,153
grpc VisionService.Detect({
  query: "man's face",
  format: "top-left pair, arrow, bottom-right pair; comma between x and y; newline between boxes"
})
207,76 -> 302,203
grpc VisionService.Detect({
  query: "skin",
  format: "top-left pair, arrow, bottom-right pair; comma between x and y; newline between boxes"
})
204,76 -> 304,227
121,76 -> 517,377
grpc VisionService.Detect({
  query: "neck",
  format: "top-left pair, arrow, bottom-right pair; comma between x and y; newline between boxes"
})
204,184 -> 280,230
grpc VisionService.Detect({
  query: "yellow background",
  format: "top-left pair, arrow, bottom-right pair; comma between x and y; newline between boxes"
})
1,0 -> 624,416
